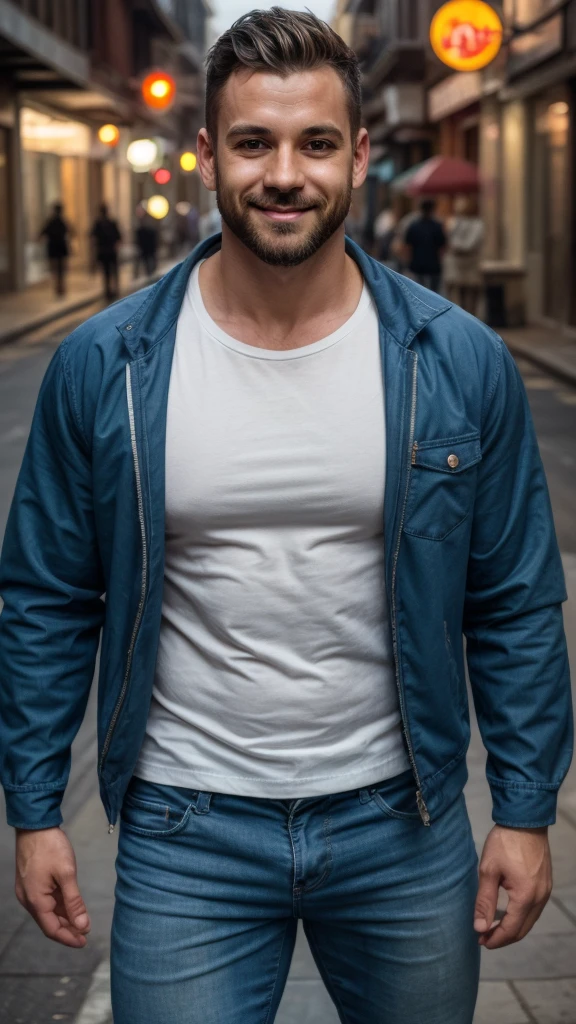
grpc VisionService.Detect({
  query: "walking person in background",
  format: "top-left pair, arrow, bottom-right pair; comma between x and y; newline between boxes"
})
404,198 -> 446,292
134,207 -> 158,278
444,196 -> 485,316
373,207 -> 397,268
39,202 -> 72,297
91,203 -> 122,300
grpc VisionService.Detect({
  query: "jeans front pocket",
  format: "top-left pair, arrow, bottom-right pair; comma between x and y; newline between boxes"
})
120,778 -> 198,838
363,769 -> 422,822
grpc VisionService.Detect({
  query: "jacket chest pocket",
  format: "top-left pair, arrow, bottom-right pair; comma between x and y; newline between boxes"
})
404,432 -> 481,541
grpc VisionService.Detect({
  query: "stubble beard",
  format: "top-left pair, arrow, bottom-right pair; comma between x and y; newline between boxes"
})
214,164 -> 353,268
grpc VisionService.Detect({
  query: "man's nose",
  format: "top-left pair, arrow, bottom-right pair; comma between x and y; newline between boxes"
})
262,145 -> 306,193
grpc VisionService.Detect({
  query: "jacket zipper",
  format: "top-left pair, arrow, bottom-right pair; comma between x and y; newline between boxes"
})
99,363 -> 149,833
390,352 -> 430,826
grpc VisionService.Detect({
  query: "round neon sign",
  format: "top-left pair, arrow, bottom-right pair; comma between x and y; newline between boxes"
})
430,1 -> 503,72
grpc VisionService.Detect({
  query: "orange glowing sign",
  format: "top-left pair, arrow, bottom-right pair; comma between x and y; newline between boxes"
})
430,1 -> 503,71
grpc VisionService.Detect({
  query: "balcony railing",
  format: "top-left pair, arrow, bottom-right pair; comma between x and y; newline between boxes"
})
9,0 -> 89,51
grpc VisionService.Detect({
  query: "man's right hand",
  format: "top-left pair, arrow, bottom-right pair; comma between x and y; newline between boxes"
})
15,827 -> 91,947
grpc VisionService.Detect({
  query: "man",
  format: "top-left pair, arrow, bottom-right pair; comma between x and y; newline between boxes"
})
405,197 -> 447,292
90,202 -> 122,300
40,202 -> 72,297
0,10 -> 572,1024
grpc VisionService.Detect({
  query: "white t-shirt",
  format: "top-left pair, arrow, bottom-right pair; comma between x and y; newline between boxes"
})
135,262 -> 409,796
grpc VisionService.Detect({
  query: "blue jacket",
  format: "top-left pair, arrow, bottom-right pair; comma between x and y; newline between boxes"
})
0,237 -> 572,831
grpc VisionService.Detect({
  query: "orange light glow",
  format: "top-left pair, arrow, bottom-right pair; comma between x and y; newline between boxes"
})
141,70 -> 177,111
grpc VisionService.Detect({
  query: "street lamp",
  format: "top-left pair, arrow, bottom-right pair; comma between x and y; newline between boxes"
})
98,124 -> 120,147
147,195 -> 170,220
126,138 -> 159,172
153,168 -> 171,185
180,151 -> 197,172
142,70 -> 177,111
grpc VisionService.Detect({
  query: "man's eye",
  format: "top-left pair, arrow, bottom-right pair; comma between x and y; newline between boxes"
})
239,139 -> 267,151
305,140 -> 332,152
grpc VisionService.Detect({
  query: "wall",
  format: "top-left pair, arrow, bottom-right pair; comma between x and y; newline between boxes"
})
501,100 -> 527,265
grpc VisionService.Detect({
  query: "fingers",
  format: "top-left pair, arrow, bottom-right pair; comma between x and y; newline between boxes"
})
481,894 -> 547,950
474,864 -> 499,935
15,828 -> 91,948
59,871 -> 91,934
19,883 -> 88,948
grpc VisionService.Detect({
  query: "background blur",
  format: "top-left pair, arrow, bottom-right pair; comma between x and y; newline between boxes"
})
0,3 -> 575,1024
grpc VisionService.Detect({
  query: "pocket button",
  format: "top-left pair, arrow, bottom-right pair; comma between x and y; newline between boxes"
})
447,453 -> 459,468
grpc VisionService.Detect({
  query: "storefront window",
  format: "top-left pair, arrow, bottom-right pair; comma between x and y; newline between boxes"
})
20,107 -> 92,285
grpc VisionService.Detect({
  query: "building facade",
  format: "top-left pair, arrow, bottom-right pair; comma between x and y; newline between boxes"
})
346,0 -> 576,330
0,0 -> 208,294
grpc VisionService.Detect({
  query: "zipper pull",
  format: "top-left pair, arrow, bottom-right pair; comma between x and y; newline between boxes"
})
411,441 -> 418,465
107,823 -> 115,835
416,790 -> 431,826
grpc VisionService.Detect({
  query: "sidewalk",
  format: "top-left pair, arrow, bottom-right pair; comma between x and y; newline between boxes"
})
502,326 -> 576,388
0,257 -> 179,347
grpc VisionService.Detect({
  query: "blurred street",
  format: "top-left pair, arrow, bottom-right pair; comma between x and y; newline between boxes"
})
0,322 -> 574,1024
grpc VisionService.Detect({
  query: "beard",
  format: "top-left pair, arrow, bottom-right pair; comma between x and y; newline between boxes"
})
214,165 -> 352,267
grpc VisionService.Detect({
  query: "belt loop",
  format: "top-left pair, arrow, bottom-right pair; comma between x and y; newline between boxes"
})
195,791 -> 212,814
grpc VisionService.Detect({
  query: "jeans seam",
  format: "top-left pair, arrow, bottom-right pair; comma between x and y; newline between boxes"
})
261,919 -> 292,1024
304,923 -> 353,1024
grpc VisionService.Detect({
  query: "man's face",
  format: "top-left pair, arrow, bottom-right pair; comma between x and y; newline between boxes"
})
198,67 -> 368,267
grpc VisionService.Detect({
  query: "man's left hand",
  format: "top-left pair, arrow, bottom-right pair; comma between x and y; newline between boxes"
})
474,825 -> 552,949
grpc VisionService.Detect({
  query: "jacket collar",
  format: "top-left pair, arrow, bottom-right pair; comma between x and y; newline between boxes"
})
117,234 -> 451,358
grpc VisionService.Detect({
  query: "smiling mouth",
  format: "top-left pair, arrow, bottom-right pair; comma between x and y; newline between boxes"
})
250,204 -> 316,222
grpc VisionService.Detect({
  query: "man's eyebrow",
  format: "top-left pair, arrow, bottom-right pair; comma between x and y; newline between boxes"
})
301,125 -> 345,142
226,124 -> 272,140
225,123 -> 346,143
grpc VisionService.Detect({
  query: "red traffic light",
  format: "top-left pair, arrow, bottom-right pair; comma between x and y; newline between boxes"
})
142,70 -> 176,111
153,168 -> 171,185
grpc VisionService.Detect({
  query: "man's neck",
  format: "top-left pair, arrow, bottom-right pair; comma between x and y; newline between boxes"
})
197,224 -> 364,351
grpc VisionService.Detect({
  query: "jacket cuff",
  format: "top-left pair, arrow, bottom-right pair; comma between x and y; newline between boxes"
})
489,779 -> 557,828
3,785 -> 64,830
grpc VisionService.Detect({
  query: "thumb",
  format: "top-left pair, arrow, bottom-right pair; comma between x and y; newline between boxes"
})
474,867 -> 499,933
59,871 -> 90,933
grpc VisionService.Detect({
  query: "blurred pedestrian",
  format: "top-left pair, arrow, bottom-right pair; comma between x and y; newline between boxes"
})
374,208 -> 398,267
39,202 -> 72,297
404,198 -> 446,292
134,207 -> 158,278
91,203 -> 122,300
444,196 -> 484,316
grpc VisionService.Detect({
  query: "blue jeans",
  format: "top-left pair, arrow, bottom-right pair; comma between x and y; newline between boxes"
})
111,770 -> 480,1023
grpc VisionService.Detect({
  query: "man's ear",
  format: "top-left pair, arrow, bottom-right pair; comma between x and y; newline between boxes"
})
197,128 -> 217,192
352,127 -> 370,191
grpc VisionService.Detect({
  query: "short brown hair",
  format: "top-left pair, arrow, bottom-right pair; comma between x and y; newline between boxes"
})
205,8 -> 361,140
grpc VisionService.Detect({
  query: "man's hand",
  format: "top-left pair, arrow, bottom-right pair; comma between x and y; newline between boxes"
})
15,827 -> 91,948
474,825 -> 552,949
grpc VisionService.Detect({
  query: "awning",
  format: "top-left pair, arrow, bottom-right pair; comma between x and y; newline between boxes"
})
403,156 -> 480,196
390,160 -> 429,193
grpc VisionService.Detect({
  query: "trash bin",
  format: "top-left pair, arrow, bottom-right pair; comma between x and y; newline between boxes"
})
481,262 -> 526,328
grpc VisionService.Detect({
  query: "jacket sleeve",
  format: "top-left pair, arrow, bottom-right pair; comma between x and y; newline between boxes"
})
464,337 -> 573,828
0,341 -> 105,829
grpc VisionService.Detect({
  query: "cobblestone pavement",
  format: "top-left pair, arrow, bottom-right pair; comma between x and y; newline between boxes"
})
0,339 -> 574,1024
